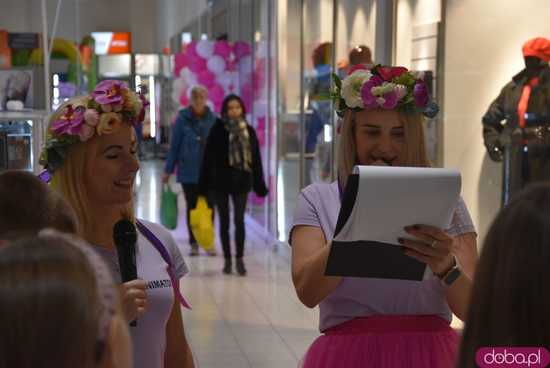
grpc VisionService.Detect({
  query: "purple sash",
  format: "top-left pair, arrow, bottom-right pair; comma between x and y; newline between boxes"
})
37,172 -> 191,309
136,220 -> 191,310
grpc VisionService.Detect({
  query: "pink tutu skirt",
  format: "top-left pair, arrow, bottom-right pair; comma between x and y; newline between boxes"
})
301,315 -> 459,368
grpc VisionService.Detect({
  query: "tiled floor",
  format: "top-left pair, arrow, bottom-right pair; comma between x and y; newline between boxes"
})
135,160 -> 320,368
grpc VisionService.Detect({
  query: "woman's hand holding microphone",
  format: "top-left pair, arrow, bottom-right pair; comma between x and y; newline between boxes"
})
120,279 -> 148,323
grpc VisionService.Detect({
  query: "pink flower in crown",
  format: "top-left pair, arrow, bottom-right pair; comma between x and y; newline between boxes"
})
92,80 -> 127,108
375,90 -> 399,109
78,123 -> 95,141
361,75 -> 401,109
84,108 -> 99,126
51,105 -> 86,137
360,75 -> 384,109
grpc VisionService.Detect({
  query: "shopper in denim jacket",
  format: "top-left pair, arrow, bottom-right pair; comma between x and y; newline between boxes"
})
163,86 -> 216,256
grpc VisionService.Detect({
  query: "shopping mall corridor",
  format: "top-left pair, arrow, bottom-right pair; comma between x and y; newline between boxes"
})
135,160 -> 319,368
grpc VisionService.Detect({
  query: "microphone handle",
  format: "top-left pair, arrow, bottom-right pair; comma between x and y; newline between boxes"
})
118,247 -> 138,327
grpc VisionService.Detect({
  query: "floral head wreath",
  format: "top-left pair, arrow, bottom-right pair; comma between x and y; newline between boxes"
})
40,80 -> 149,174
330,64 -> 439,118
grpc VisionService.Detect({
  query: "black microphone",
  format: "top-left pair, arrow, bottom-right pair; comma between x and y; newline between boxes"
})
113,219 -> 138,327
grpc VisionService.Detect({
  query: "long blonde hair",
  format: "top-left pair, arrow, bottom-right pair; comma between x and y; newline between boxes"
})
49,97 -> 135,237
337,109 -> 430,189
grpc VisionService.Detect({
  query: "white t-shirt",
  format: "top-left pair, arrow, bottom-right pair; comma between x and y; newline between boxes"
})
94,219 -> 188,368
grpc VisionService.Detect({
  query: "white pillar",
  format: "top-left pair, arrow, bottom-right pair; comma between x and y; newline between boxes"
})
41,0 -> 51,112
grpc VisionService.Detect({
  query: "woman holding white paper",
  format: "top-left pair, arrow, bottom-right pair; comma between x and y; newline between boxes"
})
290,65 -> 478,368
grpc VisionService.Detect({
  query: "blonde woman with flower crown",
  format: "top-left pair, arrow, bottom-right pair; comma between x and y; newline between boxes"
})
290,65 -> 478,368
40,80 -> 194,368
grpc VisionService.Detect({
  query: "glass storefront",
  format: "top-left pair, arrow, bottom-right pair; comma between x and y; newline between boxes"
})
276,0 -> 379,242
3,0 -> 550,244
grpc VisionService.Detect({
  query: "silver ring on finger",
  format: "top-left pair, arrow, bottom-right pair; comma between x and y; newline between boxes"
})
430,239 -> 438,248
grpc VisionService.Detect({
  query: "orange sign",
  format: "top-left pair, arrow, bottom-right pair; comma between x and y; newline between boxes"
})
91,32 -> 132,55
0,30 -> 11,68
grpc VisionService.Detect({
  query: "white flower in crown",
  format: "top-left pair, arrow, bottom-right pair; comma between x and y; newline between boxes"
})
340,70 -> 372,109
395,84 -> 408,100
371,82 -> 397,97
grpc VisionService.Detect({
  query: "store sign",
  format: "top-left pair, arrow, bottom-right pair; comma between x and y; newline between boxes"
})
91,32 -> 132,55
8,33 -> 39,49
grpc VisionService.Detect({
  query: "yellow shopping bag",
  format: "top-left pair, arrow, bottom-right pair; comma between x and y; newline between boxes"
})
189,196 -> 215,252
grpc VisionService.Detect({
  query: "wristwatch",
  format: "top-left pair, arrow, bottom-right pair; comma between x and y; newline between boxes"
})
437,257 -> 462,286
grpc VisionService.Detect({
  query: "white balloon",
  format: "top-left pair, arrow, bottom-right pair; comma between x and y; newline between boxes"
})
231,72 -> 240,88
256,41 -> 269,59
171,90 -> 180,104
182,68 -> 198,86
207,55 -> 226,75
196,40 -> 214,59
253,101 -> 268,116
173,77 -> 187,95
239,55 -> 253,74
217,71 -> 233,88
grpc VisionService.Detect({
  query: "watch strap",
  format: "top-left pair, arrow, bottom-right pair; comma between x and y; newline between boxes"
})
443,266 -> 461,286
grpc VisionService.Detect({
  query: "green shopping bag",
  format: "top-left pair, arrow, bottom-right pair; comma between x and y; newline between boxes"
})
160,184 -> 178,230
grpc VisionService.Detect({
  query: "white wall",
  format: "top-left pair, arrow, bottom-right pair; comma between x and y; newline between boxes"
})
443,0 -> 550,240
395,0 -> 441,68
278,0 -> 302,111
155,0 -> 209,49
336,0 -> 376,64
0,0 -> 157,53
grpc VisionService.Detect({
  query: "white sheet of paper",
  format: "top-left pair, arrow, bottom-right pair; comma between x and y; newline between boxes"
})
334,166 -> 461,246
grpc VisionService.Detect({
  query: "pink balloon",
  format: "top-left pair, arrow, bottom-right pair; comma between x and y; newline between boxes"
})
188,56 -> 207,74
174,53 -> 188,77
233,41 -> 251,60
250,193 -> 265,205
253,72 -> 265,93
210,84 -> 225,104
214,41 -> 232,60
240,83 -> 253,111
186,41 -> 198,57
198,70 -> 216,88
226,60 -> 237,71
257,132 -> 265,147
207,55 -> 226,75
256,116 -> 266,131
214,101 -> 223,114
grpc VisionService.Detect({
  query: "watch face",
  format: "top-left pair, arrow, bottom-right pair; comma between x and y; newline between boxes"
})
444,267 -> 461,286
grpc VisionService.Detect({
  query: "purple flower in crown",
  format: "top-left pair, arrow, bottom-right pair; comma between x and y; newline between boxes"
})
92,80 -> 127,109
379,89 -> 399,109
51,105 -> 86,137
360,75 -> 384,109
413,80 -> 429,107
361,75 -> 400,109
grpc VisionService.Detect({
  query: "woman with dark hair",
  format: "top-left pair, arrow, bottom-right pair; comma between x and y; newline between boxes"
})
199,94 -> 268,275
457,183 -> 550,367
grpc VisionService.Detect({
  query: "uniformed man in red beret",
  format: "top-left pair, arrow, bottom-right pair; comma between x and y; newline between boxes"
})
482,37 -> 550,205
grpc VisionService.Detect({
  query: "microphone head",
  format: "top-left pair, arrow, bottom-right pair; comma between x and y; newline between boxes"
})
113,219 -> 137,248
